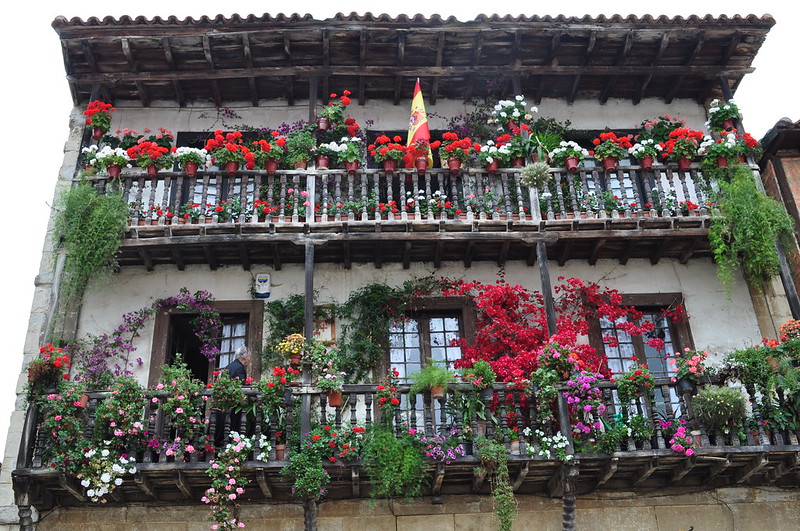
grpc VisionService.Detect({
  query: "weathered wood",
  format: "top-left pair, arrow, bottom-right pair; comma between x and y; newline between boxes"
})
736,453 -> 768,484
596,457 -> 618,487
351,467 -> 360,497
512,462 -> 529,492
432,464 -> 445,496
632,458 -> 659,487
256,470 -> 272,498
472,467 -> 488,493
548,464 -> 564,497
174,470 -> 193,499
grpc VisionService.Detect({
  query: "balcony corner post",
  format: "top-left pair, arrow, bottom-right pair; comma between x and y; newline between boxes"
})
12,475 -> 34,531
537,241 -> 558,335
302,242 -> 315,437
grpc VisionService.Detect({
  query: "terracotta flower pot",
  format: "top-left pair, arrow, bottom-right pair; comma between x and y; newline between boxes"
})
602,157 -> 618,171
294,160 -> 308,170
274,444 -> 286,461
717,157 -> 728,168
737,154 -> 747,163
485,160 -> 499,174
184,161 -> 199,177
639,154 -> 654,171
565,156 -> 580,173
677,157 -> 692,171
382,159 -> 397,174
326,391 -> 343,407
511,157 -> 526,168
344,160 -> 359,175
289,352 -> 302,366
430,386 -> 445,400
107,164 -> 122,179
316,155 -> 330,170
146,164 -> 158,177
317,116 -> 330,131
722,118 -> 734,131
265,158 -> 279,175
91,127 -> 106,141
415,156 -> 429,173
447,157 -> 462,174
224,161 -> 239,176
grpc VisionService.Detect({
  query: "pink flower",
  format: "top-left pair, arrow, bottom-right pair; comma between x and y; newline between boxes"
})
685,448 -> 694,456
54,415 -> 62,421
175,407 -> 184,414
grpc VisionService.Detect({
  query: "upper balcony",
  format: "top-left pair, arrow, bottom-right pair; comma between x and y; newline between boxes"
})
93,160 -> 724,271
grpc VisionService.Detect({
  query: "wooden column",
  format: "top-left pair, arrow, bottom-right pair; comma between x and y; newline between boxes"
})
308,76 -> 318,123
302,242 -> 314,437
537,241 -> 558,335
718,76 -> 800,318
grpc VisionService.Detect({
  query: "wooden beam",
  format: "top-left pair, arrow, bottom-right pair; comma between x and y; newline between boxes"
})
80,41 -> 112,102
538,241 -> 558,336
669,455 -> 697,484
403,241 -> 412,269
527,244 -> 537,266
394,32 -> 406,106
138,248 -> 154,272
596,457 -> 618,487
272,243 -> 282,271
635,33 -> 668,104
256,470 -> 272,498
134,472 -> 158,500
464,32 -> 484,102
666,32 -> 705,103
284,34 -> 294,106
512,462 -> 529,492
174,470 -> 193,499
359,29 -> 367,105
650,239 -> 669,265
464,240 -> 475,268
431,32 -> 445,105
558,240 -> 574,266
239,243 -> 251,270
600,32 -> 633,104
705,454 -> 731,483
767,453 -> 800,484
374,242 -> 383,269
434,241 -> 443,269
619,240 -> 634,265
472,466 -> 488,493
58,474 -> 86,502
432,464 -> 445,496
546,32 -> 562,66
161,38 -> 185,106
242,33 -> 259,106
322,29 -> 331,105
121,38 -> 149,107
548,464 -> 564,497
632,457 -> 659,487
679,238 -> 698,264
171,247 -> 185,271
351,467 -> 360,497
344,241 -> 352,269
720,32 -> 742,66
497,241 -> 510,267
736,453 -> 767,484
202,36 -> 221,106
203,244 -> 219,270
589,238 -> 606,265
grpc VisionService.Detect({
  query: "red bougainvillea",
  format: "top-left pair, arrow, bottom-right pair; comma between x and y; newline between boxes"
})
441,274 -> 656,382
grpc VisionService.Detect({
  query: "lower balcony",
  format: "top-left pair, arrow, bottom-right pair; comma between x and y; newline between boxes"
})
85,163 -> 723,270
13,378 -> 800,521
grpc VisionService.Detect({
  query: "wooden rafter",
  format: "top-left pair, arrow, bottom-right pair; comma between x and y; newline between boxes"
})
666,31 -> 705,104
201,36 -> 222,107
359,29 -> 367,105
430,31 -> 445,104
632,458 -> 659,487
161,38 -> 185,106
596,457 -> 618,487
394,31 -> 406,106
600,31 -> 634,104
464,31 -> 484,102
569,31 -> 596,104
322,29 -> 330,105
256,470 -> 272,498
242,33 -> 259,106
174,470 -> 193,499
635,33 -> 670,104
284,33 -> 294,106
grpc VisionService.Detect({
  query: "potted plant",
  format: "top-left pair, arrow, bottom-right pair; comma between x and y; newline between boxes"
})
628,138 -> 662,170
590,132 -> 633,171
699,133 -> 739,169
490,95 -> 534,131
497,129 -> 531,167
83,100 -> 115,140
91,145 -> 132,178
461,359 -> 497,402
178,202 -> 203,224
519,162 -> 551,192
334,136 -> 364,174
26,344 -> 71,398
126,141 -> 173,176
476,139 -> 512,173
615,364 -> 655,404
409,361 -> 455,399
285,128 -> 316,169
417,427 -> 467,462
636,114 -> 686,144
705,98 -> 741,132
368,134 -> 407,173
439,132 -> 478,173
209,370 -> 247,411
692,385 -> 747,432
203,130 -> 253,176
548,140 -> 589,173
172,146 -> 209,177
276,333 -> 307,366
362,425 -> 425,500
408,139 -> 441,172
669,348 -> 709,394
316,90 -> 352,131
659,127 -> 704,170
251,133 -> 287,174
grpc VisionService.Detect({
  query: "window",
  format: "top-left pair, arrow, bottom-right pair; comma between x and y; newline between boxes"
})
387,297 -> 475,382
589,293 -> 693,377
148,300 -> 263,384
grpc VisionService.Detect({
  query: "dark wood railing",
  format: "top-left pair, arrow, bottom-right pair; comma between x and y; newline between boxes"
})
84,161 -> 734,227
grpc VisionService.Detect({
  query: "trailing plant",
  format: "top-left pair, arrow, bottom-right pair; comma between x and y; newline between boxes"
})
409,361 -> 456,395
36,382 -> 89,476
158,354 -> 208,460
708,165 -> 794,292
475,437 -> 518,531
615,364 -> 655,404
53,182 -> 129,310
362,425 -> 426,500
416,427 -> 466,464
92,375 -> 146,448
209,370 -> 248,411
25,343 -> 71,399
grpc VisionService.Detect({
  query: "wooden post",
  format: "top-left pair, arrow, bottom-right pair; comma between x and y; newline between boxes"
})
537,241 -> 558,336
308,76 -> 318,123
302,243 -> 314,439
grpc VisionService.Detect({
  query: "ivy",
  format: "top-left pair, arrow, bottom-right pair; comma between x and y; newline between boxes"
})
709,164 -> 794,293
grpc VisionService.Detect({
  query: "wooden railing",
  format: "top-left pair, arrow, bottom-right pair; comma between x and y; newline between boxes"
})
18,378 -> 799,471
85,161 -> 727,227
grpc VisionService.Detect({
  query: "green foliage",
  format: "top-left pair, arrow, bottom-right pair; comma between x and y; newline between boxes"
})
36,381 -> 88,475
209,371 -> 247,411
409,360 -> 455,395
54,182 -> 129,309
92,376 -> 146,445
285,128 -> 316,164
708,165 -> 794,293
692,385 -> 747,428
262,293 -> 332,366
475,437 -> 517,531
362,426 -> 426,500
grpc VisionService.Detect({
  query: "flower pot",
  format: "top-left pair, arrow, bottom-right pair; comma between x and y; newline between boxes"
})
77,393 -> 90,409
107,164 -> 122,179
475,419 -> 488,438
676,377 -> 697,395
344,160 -> 359,175
691,430 -> 702,448
184,161 -> 199,177
511,157 -> 526,168
381,159 -> 398,174
326,391 -> 343,407
289,352 -> 302,366
677,157 -> 692,171
506,119 -> 518,130
274,444 -> 286,461
447,157 -> 462,174
722,118 -> 734,131
430,386 -> 445,400
145,164 -> 158,177
565,156 -> 580,173
737,155 -> 747,163
485,160 -> 499,174
316,155 -> 330,170
639,155 -> 654,171
265,158 -> 279,175
415,156 -> 429,173
602,157 -> 618,171
317,116 -> 330,131
509,439 -> 521,455
294,160 -> 308,170
717,157 -> 728,168
91,127 -> 106,141
224,161 -> 239,176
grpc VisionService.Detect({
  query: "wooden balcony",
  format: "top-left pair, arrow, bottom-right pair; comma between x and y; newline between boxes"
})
87,161 -> 726,271
13,378 -> 800,514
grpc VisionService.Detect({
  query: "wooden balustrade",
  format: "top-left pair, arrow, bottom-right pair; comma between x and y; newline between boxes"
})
84,162 -> 723,227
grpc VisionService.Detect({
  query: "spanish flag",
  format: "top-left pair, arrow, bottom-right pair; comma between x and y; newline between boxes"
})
405,78 -> 433,168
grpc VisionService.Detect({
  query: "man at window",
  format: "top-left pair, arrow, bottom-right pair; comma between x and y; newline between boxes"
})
224,345 -> 251,380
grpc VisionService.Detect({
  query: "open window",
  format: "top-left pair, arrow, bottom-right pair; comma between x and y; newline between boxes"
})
148,300 -> 263,385
388,297 -> 475,382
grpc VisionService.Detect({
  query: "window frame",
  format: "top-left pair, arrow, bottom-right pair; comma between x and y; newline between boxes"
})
587,293 -> 694,376
148,300 -> 263,385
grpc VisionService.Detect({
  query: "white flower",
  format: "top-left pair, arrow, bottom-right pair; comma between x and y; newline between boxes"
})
115,478 -> 123,486
100,473 -> 111,484
530,106 -> 539,113
515,95 -> 524,101
87,489 -> 95,498
101,449 -> 110,457
81,479 -> 90,488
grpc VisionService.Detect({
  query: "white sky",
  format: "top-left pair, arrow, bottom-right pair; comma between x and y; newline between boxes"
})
0,1 -> 797,458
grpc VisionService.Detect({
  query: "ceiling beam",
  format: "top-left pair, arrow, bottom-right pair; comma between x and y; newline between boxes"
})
464,32 -> 484,103
431,32 -> 445,105
635,33 -> 669,104
569,31 -> 596,104
201,36 -> 221,106
394,32 -> 406,106
600,31 -> 634,105
359,29 -> 367,105
161,38 -> 185,106
666,32 -> 705,104
284,34 -> 295,106
80,41 -> 113,103
242,33 -> 259,107
121,38 -> 149,107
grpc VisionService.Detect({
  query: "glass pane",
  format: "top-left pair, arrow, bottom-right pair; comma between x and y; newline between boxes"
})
430,318 -> 444,332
